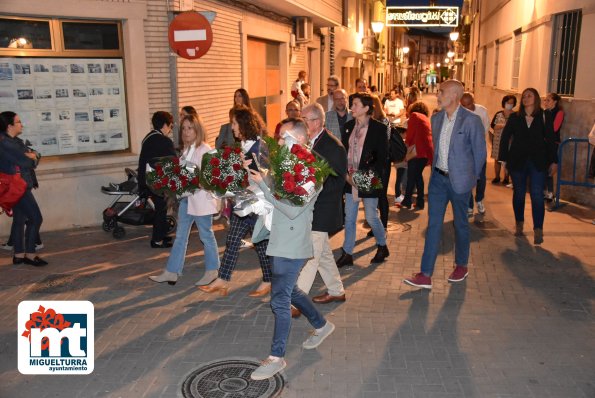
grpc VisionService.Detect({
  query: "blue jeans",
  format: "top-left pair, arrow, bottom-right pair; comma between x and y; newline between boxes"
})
165,199 -> 220,274
469,162 -> 486,209
510,161 -> 546,229
343,193 -> 386,254
420,173 -> 471,276
12,189 -> 43,254
270,256 -> 326,357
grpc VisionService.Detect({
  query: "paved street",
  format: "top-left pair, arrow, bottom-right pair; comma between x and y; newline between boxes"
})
1,111 -> 594,396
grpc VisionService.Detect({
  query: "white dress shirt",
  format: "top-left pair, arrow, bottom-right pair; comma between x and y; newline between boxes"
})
436,106 -> 461,172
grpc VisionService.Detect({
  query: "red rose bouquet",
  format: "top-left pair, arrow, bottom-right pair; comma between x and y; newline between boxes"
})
262,136 -> 335,206
351,169 -> 383,193
199,145 -> 249,196
146,156 -> 200,199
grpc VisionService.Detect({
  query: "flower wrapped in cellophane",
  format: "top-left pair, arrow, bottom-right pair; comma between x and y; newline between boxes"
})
351,169 -> 383,193
146,156 -> 200,199
260,136 -> 335,206
199,145 -> 249,196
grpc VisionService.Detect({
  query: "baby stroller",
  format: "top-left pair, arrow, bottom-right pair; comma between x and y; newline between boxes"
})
101,168 -> 176,239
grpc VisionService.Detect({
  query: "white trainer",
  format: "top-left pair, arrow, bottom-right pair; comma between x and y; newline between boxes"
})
394,194 -> 405,204
467,208 -> 473,217
476,201 -> 486,214
240,239 -> 254,249
303,321 -> 335,349
250,356 -> 286,380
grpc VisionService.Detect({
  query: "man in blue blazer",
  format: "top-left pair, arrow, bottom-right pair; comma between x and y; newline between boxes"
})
404,80 -> 486,289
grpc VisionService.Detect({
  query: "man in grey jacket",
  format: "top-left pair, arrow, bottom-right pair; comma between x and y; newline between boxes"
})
404,80 -> 486,290
325,89 -> 352,141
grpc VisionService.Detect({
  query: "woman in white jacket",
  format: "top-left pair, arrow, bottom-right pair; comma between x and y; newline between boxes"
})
149,115 -> 220,286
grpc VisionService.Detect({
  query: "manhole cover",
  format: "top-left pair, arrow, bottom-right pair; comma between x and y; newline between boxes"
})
28,274 -> 94,293
182,359 -> 284,398
387,222 -> 411,232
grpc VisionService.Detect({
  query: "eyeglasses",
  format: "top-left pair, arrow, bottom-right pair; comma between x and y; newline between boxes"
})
303,117 -> 319,122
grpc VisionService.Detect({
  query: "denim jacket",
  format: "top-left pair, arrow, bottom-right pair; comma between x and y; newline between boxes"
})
0,131 -> 37,188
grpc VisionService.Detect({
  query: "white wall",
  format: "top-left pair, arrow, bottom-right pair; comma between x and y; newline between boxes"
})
472,0 -> 595,207
0,0 -> 151,233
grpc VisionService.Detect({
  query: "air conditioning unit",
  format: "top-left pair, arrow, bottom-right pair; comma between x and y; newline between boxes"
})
294,17 -> 313,43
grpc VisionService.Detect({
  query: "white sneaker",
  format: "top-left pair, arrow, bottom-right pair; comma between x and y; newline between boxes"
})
476,201 -> 485,214
506,183 -> 513,188
303,321 -> 335,349
467,208 -> 474,217
0,242 -> 12,251
394,195 -> 405,204
35,243 -> 44,251
240,239 -> 254,249
544,191 -> 553,200
250,356 -> 286,380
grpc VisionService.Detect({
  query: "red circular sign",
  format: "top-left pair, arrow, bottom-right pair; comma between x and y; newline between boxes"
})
168,11 -> 213,60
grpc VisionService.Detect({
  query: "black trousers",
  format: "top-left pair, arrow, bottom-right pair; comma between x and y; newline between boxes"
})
377,158 -> 392,228
151,194 -> 169,242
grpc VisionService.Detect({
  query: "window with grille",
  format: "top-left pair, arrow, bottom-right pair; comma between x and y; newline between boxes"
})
549,10 -> 581,96
511,30 -> 521,89
480,46 -> 487,85
493,41 -> 499,87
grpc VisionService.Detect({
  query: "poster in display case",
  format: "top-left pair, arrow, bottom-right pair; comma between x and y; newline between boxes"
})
0,57 -> 129,156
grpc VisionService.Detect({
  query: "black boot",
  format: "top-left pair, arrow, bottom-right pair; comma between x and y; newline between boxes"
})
370,245 -> 389,264
336,250 -> 354,268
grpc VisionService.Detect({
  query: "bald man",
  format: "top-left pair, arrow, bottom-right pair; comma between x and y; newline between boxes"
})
404,80 -> 486,290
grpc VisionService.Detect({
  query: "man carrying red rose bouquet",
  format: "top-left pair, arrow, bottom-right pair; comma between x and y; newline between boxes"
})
249,117 -> 335,381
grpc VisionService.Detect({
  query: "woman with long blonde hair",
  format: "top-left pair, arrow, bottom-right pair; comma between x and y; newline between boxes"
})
149,114 -> 220,286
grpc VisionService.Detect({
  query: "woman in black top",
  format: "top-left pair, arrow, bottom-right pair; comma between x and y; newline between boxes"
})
0,112 -> 47,266
499,88 -> 557,244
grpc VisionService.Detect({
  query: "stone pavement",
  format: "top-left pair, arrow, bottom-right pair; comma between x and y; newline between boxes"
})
0,161 -> 594,398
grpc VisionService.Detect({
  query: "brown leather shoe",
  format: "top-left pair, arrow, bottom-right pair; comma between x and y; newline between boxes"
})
291,305 -> 301,318
312,292 -> 346,304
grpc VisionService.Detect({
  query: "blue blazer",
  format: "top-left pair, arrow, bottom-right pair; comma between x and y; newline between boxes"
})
430,106 -> 486,194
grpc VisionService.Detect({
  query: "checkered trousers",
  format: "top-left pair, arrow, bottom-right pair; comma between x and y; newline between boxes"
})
218,213 -> 272,282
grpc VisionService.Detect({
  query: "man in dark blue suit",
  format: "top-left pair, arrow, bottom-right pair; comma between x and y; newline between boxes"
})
295,104 -> 348,310
404,80 -> 486,289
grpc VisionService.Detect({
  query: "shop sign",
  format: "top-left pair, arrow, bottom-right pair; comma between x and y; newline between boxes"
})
386,6 -> 459,27
168,11 -> 213,60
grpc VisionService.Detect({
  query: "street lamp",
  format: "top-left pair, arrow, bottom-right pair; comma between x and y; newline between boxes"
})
447,50 -> 455,59
371,21 -> 384,34
449,31 -> 459,42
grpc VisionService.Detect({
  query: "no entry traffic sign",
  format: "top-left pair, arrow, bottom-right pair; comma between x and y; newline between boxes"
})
168,11 -> 213,60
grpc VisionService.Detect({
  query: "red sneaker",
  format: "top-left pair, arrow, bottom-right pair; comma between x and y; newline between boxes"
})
403,273 -> 432,289
448,266 -> 469,283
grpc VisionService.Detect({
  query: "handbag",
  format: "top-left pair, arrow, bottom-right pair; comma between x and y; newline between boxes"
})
389,126 -> 407,163
405,145 -> 417,161
0,171 -> 27,213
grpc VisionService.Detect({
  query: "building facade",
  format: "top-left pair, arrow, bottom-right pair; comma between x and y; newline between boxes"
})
461,0 -> 595,206
0,0 -> 397,231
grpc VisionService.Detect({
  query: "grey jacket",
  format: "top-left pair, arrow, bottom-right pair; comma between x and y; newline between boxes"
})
431,106 -> 487,194
252,179 -> 320,260
325,110 -> 352,141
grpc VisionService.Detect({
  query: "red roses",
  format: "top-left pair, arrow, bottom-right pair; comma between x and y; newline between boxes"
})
199,145 -> 248,195
146,156 -> 201,198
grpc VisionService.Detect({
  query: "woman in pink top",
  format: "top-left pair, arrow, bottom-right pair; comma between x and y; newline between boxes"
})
149,115 -> 220,286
